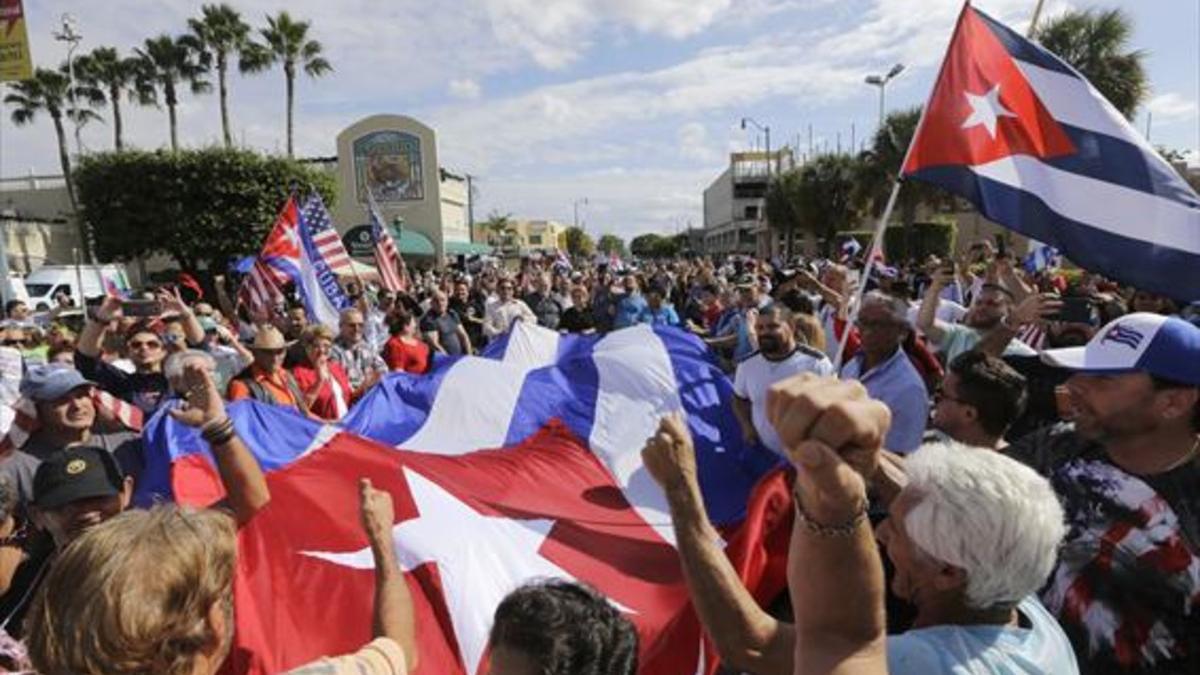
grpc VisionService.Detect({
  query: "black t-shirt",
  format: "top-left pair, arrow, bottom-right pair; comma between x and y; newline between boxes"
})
74,351 -> 169,414
420,309 -> 465,355
1006,426 -> 1200,675
560,307 -> 595,334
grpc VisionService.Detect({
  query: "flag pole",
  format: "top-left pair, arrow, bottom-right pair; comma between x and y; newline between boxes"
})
831,0 -> 972,372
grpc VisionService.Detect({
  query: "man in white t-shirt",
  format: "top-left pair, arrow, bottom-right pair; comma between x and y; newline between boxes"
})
733,304 -> 833,456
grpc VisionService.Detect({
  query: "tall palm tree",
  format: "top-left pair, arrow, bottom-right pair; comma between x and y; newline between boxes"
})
135,34 -> 211,151
4,67 -> 102,258
1034,9 -> 1147,119
74,46 -> 151,151
185,3 -> 255,148
243,11 -> 332,157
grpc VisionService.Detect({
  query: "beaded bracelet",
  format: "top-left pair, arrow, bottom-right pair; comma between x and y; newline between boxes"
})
792,487 -> 869,538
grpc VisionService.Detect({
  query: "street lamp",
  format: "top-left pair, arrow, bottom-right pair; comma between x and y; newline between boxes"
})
864,63 -> 905,129
740,117 -> 771,177
573,197 -> 589,232
53,13 -> 84,156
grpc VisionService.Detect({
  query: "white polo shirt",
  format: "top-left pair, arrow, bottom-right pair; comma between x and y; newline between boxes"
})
734,346 -> 835,457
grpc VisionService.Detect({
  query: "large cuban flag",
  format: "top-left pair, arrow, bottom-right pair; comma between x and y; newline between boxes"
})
903,5 -> 1200,301
140,323 -> 791,674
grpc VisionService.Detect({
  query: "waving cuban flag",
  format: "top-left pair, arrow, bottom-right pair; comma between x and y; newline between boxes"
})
903,5 -> 1200,301
138,323 -> 790,674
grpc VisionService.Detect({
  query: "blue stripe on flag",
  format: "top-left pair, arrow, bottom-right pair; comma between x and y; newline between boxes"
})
1049,124 -> 1200,209
910,165 -> 1200,301
502,334 -> 601,449
974,9 -> 1078,78
654,327 -> 785,523
339,363 -> 457,447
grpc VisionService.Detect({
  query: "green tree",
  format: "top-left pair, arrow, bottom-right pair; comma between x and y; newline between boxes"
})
1034,9 -> 1147,119
244,11 -> 332,158
630,233 -> 675,258
794,154 -> 866,257
4,67 -> 103,257
135,34 -> 212,151
480,212 -> 515,247
855,107 -> 956,257
561,226 -> 594,258
765,168 -> 805,258
75,47 -> 151,152
596,234 -> 625,256
185,3 -> 256,148
75,148 -> 335,273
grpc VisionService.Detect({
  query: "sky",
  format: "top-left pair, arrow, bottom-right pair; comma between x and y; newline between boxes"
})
0,0 -> 1197,241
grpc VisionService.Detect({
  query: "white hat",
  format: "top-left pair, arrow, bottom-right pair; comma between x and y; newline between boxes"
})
1040,312 -> 1200,385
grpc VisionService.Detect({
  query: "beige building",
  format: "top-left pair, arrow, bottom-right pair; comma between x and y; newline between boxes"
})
702,150 -> 796,257
313,114 -> 484,262
472,218 -> 568,254
0,174 -> 84,274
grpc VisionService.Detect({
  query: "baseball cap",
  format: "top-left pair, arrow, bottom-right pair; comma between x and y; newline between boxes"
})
198,316 -> 219,333
1040,312 -> 1200,386
33,447 -> 125,510
20,364 -> 97,402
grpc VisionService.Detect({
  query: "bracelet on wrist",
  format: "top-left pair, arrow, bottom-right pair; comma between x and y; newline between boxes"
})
792,486 -> 869,538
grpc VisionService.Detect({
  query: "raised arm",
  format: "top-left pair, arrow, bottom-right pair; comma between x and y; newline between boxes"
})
641,414 -> 793,674
359,478 -> 419,670
767,375 -> 889,675
917,267 -> 953,344
169,363 -> 270,525
77,295 -> 123,358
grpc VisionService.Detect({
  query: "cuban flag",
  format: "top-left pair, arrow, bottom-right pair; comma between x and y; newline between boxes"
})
139,323 -> 790,674
840,237 -> 863,260
1023,242 -> 1060,274
903,5 -> 1200,301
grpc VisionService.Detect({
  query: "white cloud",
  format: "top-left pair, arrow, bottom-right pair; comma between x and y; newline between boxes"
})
678,122 -> 720,163
448,78 -> 483,100
1148,93 -> 1199,123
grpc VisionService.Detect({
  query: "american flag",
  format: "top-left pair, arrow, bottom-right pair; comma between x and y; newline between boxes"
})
300,193 -> 355,278
366,190 -> 407,292
237,258 -> 288,316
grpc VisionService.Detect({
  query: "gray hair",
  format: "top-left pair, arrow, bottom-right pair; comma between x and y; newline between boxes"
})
862,290 -> 910,326
902,441 -> 1066,611
163,349 -> 216,383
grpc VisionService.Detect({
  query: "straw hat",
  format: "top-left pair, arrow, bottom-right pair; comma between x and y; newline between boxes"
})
250,326 -> 290,351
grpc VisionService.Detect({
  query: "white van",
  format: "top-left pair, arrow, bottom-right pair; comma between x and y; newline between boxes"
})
24,264 -> 131,310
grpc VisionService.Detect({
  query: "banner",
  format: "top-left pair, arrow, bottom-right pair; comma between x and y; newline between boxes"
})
0,0 -> 33,82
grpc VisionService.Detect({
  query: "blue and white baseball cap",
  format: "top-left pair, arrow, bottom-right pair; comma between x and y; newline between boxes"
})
1040,312 -> 1200,385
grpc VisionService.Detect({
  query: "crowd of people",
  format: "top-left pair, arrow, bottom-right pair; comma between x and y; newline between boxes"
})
0,239 -> 1196,675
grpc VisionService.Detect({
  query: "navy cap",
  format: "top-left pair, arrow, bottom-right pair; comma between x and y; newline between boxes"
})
33,447 -> 125,510
20,364 -> 96,402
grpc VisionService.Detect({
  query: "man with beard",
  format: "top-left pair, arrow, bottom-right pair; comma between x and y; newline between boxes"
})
1003,312 -> 1200,675
931,351 -> 1028,451
732,304 -> 832,455
918,266 -> 1036,363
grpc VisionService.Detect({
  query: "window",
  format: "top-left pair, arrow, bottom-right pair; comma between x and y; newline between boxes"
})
744,205 -> 759,220
528,235 -> 542,245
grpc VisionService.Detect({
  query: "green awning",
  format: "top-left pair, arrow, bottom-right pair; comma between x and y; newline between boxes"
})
390,227 -> 435,256
444,241 -> 494,255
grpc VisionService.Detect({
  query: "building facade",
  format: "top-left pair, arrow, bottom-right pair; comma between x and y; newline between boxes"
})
702,150 -> 794,258
471,218 -> 568,254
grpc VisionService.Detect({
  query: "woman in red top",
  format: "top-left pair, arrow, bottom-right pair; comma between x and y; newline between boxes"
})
291,324 -> 355,421
382,310 -> 430,374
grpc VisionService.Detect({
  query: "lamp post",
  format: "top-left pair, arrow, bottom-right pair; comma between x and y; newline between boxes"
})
573,197 -> 589,232
864,63 -> 905,129
53,13 -> 84,156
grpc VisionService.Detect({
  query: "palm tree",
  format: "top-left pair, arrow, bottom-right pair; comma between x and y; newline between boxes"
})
857,107 -> 954,231
481,212 -> 514,247
185,3 -> 255,148
4,67 -> 101,258
74,47 -> 151,151
1034,9 -> 1147,119
135,34 -> 211,151
243,11 -> 332,157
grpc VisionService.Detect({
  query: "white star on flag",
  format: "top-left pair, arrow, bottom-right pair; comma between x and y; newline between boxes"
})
302,467 -> 590,675
961,83 -> 1018,139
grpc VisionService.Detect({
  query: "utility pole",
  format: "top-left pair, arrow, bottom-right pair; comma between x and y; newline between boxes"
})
465,173 -> 476,243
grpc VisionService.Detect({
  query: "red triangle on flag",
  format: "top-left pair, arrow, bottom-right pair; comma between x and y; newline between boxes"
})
903,6 -> 1075,174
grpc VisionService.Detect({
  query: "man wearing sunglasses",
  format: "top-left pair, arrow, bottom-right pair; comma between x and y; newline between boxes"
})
75,293 -> 204,415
